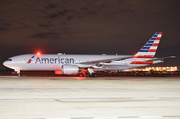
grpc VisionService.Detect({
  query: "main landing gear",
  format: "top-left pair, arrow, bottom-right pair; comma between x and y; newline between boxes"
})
79,68 -> 97,78
86,74 -> 97,78
79,73 -> 97,78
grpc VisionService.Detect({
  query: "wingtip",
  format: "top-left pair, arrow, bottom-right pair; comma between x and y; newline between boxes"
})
170,56 -> 176,58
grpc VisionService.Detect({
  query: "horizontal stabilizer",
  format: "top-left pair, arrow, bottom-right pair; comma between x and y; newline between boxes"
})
145,56 -> 176,62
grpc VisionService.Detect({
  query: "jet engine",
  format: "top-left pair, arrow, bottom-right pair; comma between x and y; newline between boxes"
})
62,64 -> 79,75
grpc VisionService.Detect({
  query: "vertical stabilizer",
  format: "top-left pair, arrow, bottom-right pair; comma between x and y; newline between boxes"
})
135,32 -> 163,58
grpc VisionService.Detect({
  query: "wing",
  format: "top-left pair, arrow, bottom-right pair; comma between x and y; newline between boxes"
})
77,56 -> 134,64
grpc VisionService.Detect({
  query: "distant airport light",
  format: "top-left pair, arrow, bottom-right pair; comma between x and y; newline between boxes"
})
123,66 -> 178,72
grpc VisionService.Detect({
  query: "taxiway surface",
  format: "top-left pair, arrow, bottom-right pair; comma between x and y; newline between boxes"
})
0,76 -> 180,119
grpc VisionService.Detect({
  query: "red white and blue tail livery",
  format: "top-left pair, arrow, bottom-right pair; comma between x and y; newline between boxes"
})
135,32 -> 162,58
130,32 -> 163,66
3,32 -> 175,77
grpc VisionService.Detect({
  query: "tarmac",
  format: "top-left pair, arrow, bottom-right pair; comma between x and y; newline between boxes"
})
0,76 -> 180,119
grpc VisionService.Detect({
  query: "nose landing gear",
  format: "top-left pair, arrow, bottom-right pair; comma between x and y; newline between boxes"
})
13,69 -> 25,76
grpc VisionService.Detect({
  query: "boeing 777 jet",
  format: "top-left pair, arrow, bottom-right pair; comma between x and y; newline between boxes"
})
3,32 -> 175,77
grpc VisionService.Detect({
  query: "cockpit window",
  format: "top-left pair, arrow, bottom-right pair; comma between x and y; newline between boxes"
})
7,59 -> 12,61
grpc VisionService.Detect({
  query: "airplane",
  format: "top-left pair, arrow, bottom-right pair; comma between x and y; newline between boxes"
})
3,32 -> 175,77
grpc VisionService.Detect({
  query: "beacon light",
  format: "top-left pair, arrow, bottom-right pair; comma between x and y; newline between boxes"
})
37,52 -> 41,55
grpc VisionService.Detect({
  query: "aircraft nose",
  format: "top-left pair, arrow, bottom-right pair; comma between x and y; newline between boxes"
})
3,61 -> 9,67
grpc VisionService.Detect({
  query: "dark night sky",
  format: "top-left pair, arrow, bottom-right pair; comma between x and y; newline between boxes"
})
0,0 -> 180,69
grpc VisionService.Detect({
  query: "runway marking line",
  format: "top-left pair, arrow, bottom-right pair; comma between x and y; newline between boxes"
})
45,115 -> 180,119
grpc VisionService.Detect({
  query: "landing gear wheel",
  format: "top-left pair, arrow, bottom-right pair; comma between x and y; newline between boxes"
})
93,74 -> 97,78
86,74 -> 97,78
79,74 -> 83,77
79,73 -> 87,77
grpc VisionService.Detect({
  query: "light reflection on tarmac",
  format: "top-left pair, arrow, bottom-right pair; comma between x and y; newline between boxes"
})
0,76 -> 180,119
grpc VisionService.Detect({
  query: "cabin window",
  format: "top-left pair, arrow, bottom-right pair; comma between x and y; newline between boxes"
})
7,59 -> 12,61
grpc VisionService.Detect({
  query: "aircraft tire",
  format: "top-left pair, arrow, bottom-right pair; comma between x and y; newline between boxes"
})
79,74 -> 83,77
93,74 -> 97,78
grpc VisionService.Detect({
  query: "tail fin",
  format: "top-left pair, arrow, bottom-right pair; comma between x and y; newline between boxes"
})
135,32 -> 163,58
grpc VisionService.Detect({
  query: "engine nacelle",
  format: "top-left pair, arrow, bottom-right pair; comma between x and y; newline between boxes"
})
62,64 -> 79,75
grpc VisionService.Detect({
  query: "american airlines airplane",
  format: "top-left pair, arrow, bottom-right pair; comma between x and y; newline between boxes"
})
3,32 -> 175,77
